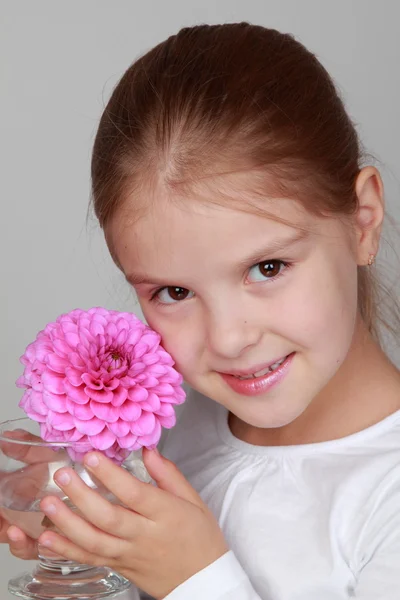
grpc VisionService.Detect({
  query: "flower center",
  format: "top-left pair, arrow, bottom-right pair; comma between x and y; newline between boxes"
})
105,349 -> 129,375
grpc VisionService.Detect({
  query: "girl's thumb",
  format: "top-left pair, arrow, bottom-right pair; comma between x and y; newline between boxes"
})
142,447 -> 204,507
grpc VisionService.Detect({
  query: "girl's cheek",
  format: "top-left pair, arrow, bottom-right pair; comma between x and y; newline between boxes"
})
163,330 -> 197,363
142,312 -> 198,365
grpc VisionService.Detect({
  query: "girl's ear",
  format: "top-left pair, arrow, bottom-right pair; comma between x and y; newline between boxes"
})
354,166 -> 385,265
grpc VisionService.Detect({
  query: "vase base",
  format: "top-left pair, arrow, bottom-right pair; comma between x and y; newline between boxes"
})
9,564 -> 131,599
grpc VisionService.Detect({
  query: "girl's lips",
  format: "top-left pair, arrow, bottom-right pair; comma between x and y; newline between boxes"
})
219,353 -> 294,397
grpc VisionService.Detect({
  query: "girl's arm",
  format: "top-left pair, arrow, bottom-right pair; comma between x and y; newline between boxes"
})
350,478 -> 400,600
157,551 -> 262,600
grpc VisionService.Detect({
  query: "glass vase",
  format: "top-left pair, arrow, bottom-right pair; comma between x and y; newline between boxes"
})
0,418 -> 151,599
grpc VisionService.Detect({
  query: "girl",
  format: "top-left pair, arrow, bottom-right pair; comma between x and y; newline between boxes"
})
3,22 -> 400,600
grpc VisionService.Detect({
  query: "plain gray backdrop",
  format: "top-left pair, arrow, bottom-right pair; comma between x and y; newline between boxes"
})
1,1 -> 399,597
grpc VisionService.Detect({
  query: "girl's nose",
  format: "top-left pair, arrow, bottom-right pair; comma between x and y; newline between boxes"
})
205,308 -> 262,360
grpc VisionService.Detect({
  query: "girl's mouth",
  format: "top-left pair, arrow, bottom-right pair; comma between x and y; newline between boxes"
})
219,353 -> 294,396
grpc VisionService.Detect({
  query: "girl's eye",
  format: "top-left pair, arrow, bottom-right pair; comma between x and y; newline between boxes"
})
153,286 -> 194,304
248,260 -> 287,282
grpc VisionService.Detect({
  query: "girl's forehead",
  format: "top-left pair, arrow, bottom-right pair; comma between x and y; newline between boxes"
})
112,165 -> 339,240
116,183 -> 313,237
108,189 -> 344,278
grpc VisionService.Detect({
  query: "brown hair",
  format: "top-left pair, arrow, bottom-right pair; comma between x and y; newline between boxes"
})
91,22 -> 399,344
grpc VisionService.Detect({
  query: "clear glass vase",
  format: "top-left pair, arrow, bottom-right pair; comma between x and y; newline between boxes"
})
0,417 -> 151,599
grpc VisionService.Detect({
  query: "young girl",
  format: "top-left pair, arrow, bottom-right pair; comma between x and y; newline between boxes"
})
3,22 -> 400,600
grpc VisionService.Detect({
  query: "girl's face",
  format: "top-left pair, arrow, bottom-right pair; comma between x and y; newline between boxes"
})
108,184 -> 359,430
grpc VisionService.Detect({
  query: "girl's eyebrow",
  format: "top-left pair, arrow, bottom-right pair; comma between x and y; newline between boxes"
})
126,229 -> 309,286
126,272 -> 167,286
237,229 -> 309,267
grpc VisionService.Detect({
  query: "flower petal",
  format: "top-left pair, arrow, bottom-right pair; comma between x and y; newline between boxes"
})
103,378 -> 119,391
67,399 -> 94,420
47,411 -> 75,431
84,387 -> 114,403
31,373 -> 44,392
46,353 -> 70,374
81,373 -> 104,390
146,364 -> 168,377
142,353 -> 162,366
105,445 -> 130,463
140,392 -> 161,411
135,374 -> 159,387
141,333 -> 160,349
127,328 -> 143,346
157,350 -> 174,365
118,432 -> 138,449
68,352 -> 86,369
16,375 -> 28,389
42,370 -> 66,395
89,320 -> 105,337
90,400 -> 120,423
138,419 -> 162,447
74,416 -> 105,436
119,401 -> 142,422
53,338 -> 73,357
166,388 -> 186,404
64,379 -> 89,404
116,328 -> 128,346
127,362 -> 145,375
153,383 -> 177,396
133,342 -> 149,359
89,428 -> 116,450
156,402 -> 175,417
130,411 -> 156,436
159,369 -> 183,384
41,423 -> 65,442
65,367 -> 84,387
157,414 -> 176,428
43,391 -> 68,413
127,386 -> 148,403
64,332 -> 80,348
106,322 -> 118,338
110,385 -> 128,407
64,429 -> 87,443
108,419 -> 130,437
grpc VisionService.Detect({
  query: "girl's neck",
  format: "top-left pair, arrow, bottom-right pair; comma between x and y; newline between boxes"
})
229,318 -> 400,447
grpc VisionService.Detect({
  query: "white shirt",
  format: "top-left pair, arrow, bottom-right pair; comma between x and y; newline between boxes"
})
134,389 -> 400,600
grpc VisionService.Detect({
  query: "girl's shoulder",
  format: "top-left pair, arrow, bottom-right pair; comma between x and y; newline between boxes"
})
158,385 -> 218,454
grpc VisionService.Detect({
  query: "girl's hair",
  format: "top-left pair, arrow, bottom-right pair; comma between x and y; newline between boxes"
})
91,22 -> 399,345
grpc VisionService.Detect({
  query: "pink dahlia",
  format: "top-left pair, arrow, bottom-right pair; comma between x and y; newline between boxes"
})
16,307 -> 185,463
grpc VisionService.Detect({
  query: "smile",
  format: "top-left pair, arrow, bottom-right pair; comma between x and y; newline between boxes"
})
233,356 -> 287,380
219,353 -> 294,397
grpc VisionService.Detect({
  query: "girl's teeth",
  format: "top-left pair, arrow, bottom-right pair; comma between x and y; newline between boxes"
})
269,359 -> 285,372
235,356 -> 287,380
253,367 -> 272,378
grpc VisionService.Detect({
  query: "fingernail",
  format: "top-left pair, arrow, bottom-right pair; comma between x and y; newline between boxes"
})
85,453 -> 99,468
44,503 -> 57,515
55,471 -> 71,486
40,538 -> 53,547
7,529 -> 22,542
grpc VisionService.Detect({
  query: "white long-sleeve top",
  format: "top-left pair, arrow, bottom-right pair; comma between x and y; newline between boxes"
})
134,389 -> 400,600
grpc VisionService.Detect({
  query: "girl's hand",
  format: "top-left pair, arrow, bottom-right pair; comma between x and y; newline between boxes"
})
38,449 -> 229,599
0,429 -> 64,561
1,517 -> 38,560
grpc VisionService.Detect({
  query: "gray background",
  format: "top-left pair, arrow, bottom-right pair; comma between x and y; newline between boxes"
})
1,1 -> 399,597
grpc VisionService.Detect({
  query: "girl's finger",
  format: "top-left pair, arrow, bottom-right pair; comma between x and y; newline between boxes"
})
7,526 -> 38,560
0,430 -> 67,464
0,515 -> 11,541
52,467 -> 148,538
39,496 -> 125,559
83,452 -> 172,520
38,531 -> 108,568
